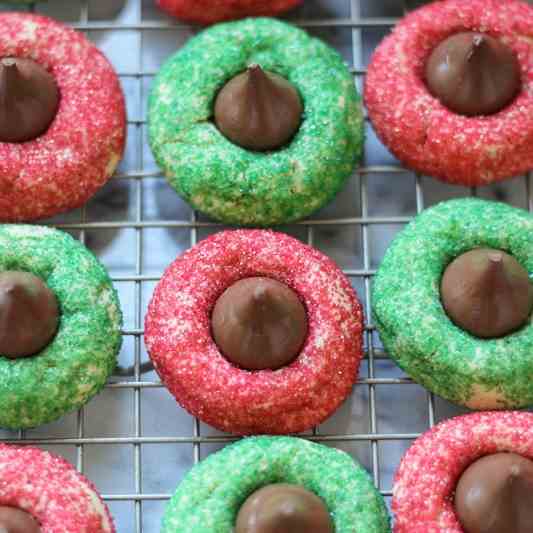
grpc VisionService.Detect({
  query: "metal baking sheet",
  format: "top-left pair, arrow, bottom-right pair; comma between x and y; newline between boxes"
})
0,0 -> 531,531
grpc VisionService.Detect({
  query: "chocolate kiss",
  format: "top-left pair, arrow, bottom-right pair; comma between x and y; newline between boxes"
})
455,453 -> 533,533
214,64 -> 303,151
211,277 -> 308,371
0,506 -> 41,533
0,271 -> 59,358
235,484 -> 333,533
441,248 -> 533,338
0,57 -> 60,143
425,32 -> 521,116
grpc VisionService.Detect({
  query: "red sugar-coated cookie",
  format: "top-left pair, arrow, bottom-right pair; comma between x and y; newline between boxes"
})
393,411 -> 533,532
156,0 -> 302,25
144,230 -> 364,435
365,0 -> 533,186
0,13 -> 126,222
0,444 -> 114,532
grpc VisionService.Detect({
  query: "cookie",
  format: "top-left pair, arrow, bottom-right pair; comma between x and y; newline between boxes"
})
393,411 -> 533,532
148,17 -> 363,226
365,0 -> 533,186
0,13 -> 126,221
0,443 -> 114,532
373,198 -> 533,409
0,225 -> 122,429
156,0 -> 302,24
163,436 -> 390,532
145,229 -> 363,435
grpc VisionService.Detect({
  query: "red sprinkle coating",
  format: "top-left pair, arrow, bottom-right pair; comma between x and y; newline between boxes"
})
0,444 -> 114,532
144,230 -> 364,435
0,13 -> 126,222
364,0 -> 533,186
156,0 -> 302,24
393,411 -> 533,532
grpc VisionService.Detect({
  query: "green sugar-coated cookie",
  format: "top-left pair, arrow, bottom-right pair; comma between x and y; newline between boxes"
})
0,225 -> 122,429
373,198 -> 533,410
163,436 -> 390,532
148,17 -> 364,227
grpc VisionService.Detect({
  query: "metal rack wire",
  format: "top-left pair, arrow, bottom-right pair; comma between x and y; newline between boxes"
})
0,0 -> 531,531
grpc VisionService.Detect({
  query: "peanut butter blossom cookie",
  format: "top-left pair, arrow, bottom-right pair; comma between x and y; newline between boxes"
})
0,225 -> 122,429
148,17 -> 364,226
156,0 -> 302,24
145,229 -> 364,435
163,436 -> 390,533
365,0 -> 533,186
373,198 -> 533,410
0,13 -> 126,222
393,411 -> 533,533
0,443 -> 114,532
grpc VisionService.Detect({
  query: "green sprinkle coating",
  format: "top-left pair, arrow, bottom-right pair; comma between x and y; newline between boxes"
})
0,225 -> 122,429
373,198 -> 533,410
163,436 -> 390,532
148,17 -> 364,227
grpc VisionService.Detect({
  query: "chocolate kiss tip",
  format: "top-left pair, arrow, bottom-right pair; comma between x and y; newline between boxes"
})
472,34 -> 484,48
488,252 -> 504,264
1,58 -> 16,68
247,64 -> 265,84
252,284 -> 270,301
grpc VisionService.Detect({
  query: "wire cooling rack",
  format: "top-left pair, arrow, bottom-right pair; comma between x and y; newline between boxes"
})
0,0 -> 532,531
